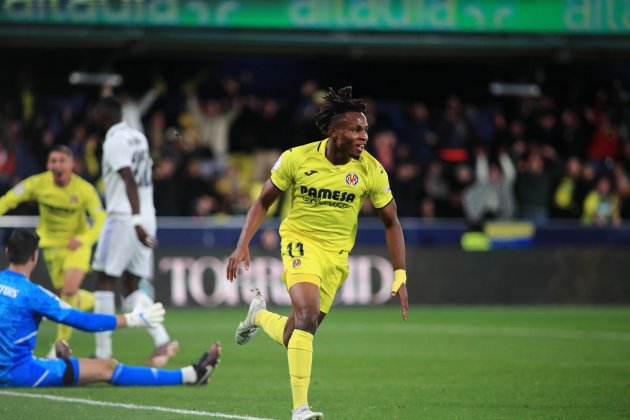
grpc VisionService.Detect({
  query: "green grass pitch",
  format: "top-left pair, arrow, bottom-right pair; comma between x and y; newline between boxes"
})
1,306 -> 629,419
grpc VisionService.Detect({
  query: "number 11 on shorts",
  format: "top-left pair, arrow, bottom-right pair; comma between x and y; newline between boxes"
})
287,242 -> 304,258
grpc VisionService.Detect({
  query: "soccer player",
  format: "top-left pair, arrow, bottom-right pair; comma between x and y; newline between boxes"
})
0,229 -> 220,388
91,96 -> 178,367
0,145 -> 105,357
226,86 -> 408,420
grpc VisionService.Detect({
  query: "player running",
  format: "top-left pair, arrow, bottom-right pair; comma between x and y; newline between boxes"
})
226,86 -> 408,420
91,96 -> 178,367
0,229 -> 220,388
0,145 -> 105,358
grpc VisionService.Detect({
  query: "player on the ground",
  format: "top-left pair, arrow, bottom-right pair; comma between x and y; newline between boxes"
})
91,96 -> 178,367
0,229 -> 220,388
0,145 -> 105,358
226,86 -> 408,420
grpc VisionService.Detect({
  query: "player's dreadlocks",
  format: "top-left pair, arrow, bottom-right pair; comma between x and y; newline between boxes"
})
315,86 -> 367,135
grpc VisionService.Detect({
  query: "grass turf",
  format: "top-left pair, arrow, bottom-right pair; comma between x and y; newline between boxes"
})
1,306 -> 629,419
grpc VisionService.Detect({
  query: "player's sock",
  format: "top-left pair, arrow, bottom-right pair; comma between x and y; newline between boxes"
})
78,289 -> 95,311
57,293 -> 79,343
94,291 -> 115,358
109,363 -> 184,386
255,310 -> 288,345
287,329 -> 314,410
123,289 -> 171,347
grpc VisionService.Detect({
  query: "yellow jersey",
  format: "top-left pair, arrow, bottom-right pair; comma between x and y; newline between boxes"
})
271,138 -> 393,253
0,172 -> 106,248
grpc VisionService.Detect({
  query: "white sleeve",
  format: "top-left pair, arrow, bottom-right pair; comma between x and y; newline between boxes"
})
104,134 -> 132,173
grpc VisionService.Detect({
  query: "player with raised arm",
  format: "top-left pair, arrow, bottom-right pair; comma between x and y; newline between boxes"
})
91,96 -> 178,367
0,145 -> 105,358
0,229 -> 220,388
226,86 -> 408,420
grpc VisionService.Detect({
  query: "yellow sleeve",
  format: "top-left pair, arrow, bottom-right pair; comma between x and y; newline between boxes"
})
581,192 -> 597,224
270,149 -> 296,192
76,184 -> 106,247
0,177 -> 36,215
368,161 -> 394,209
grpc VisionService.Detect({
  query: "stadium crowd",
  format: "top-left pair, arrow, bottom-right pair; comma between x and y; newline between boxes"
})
1,73 -> 629,227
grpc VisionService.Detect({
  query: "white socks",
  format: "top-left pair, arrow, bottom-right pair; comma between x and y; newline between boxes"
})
181,366 -> 197,384
123,289 -> 171,347
94,291 -> 115,358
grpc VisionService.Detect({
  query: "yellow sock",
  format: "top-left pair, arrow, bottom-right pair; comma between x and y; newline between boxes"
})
255,310 -> 288,346
78,289 -> 95,311
57,294 -> 79,342
287,329 -> 314,409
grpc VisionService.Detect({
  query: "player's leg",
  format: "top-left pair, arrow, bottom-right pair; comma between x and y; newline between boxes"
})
93,271 -> 117,358
81,342 -> 220,386
286,280 -> 321,418
92,216 -> 135,358
122,270 -> 179,367
283,310 -> 327,348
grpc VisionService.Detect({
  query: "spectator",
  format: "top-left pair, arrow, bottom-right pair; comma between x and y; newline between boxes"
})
552,157 -> 583,219
463,149 -> 516,230
582,176 -> 620,226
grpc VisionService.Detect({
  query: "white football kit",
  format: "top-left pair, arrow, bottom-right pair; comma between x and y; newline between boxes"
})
92,122 -> 156,278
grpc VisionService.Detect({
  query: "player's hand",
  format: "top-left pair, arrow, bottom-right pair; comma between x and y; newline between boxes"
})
392,283 -> 408,321
67,236 -> 82,250
226,246 -> 250,282
391,269 -> 408,321
135,225 -> 158,248
124,302 -> 165,328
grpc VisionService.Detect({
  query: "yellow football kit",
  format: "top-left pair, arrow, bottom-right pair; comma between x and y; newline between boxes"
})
270,138 -> 393,312
0,171 -> 105,289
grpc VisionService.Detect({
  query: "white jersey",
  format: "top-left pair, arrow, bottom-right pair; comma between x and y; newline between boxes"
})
101,122 -> 155,220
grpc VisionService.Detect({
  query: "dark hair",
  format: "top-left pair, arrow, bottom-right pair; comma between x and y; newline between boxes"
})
6,229 -> 39,264
315,86 -> 367,135
49,145 -> 73,158
97,95 -> 122,115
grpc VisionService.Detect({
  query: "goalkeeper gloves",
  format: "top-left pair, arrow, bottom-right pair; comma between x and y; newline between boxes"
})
391,269 -> 407,295
124,302 -> 165,328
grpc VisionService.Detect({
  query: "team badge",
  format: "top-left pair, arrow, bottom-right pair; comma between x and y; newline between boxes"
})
292,258 -> 302,268
69,195 -> 78,204
345,172 -> 359,186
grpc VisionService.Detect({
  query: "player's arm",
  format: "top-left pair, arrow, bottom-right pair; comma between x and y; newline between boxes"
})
376,199 -> 408,321
33,285 -> 164,331
0,177 -> 35,215
226,179 -> 282,281
73,186 -> 106,249
118,167 -> 156,248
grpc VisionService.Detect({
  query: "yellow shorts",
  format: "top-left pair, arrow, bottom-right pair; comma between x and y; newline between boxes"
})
42,244 -> 92,290
280,235 -> 349,314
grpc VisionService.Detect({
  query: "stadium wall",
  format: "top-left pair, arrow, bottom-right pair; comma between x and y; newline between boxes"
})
1,218 -> 627,306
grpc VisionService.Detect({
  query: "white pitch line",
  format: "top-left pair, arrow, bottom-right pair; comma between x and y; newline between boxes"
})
0,390 -> 275,420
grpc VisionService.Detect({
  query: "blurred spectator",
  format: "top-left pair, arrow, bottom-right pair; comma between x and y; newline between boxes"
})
587,113 -> 620,170
153,156 -> 183,216
102,80 -> 165,133
251,98 -> 289,183
185,89 -> 242,176
400,101 -> 437,166
516,149 -> 555,224
582,176 -> 620,226
463,149 -> 516,230
557,109 -> 587,159
552,157 -> 583,219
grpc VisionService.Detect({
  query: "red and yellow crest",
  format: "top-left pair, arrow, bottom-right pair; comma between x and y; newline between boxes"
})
345,172 -> 359,186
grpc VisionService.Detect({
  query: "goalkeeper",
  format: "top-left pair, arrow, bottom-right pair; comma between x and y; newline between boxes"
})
0,229 -> 220,387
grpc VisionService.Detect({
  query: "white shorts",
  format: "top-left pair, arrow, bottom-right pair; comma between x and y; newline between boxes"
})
92,215 -> 156,279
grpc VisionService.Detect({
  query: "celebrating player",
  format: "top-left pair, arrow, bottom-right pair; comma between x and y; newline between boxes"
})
0,145 -> 105,358
91,96 -> 178,367
0,229 -> 220,388
226,86 -> 408,420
